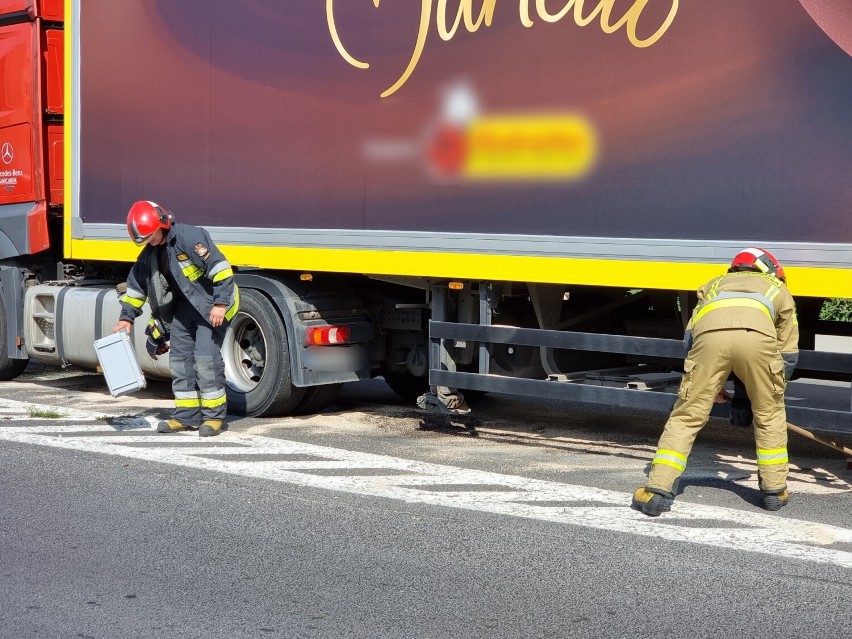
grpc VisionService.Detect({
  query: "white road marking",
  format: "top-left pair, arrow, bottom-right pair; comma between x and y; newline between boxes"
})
1,412 -> 851,570
473,425 -> 851,495
0,398 -> 100,421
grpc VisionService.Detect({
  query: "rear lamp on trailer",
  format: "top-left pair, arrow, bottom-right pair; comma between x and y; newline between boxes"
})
305,326 -> 351,346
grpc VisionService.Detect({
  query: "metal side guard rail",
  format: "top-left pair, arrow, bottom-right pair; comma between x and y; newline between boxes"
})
428,321 -> 852,438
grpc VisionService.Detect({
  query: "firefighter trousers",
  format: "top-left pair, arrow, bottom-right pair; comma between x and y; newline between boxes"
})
169,301 -> 228,426
647,328 -> 789,494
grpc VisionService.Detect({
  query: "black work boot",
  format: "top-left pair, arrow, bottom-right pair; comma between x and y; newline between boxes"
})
761,488 -> 789,511
199,419 -> 224,438
157,419 -> 194,433
631,487 -> 674,517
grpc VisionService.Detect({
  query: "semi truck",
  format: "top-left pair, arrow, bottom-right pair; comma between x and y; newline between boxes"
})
1,0 -> 851,433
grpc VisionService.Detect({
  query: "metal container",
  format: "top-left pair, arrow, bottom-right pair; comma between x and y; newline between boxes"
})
93,330 -> 146,396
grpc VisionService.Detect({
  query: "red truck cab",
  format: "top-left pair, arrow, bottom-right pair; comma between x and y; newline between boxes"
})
0,0 -> 63,257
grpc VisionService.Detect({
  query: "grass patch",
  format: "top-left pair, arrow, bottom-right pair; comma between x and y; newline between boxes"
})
27,406 -> 66,419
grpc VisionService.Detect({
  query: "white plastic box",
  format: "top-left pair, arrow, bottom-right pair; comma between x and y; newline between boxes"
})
94,331 -> 147,396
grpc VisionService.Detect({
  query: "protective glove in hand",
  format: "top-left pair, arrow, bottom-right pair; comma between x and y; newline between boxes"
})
144,318 -> 170,360
145,338 -> 170,359
730,378 -> 753,428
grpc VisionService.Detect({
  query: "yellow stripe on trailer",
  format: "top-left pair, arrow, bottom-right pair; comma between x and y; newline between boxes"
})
67,238 -> 852,299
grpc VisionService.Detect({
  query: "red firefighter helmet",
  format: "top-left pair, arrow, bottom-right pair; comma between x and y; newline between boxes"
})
126,200 -> 172,245
729,247 -> 786,281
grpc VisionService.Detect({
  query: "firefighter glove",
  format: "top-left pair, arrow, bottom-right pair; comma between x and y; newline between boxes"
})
730,378 -> 753,428
145,318 -> 170,359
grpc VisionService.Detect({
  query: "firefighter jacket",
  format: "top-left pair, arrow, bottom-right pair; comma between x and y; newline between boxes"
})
684,271 -> 798,379
119,222 -> 239,327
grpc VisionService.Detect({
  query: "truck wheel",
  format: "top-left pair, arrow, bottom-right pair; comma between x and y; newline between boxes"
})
383,372 -> 429,403
292,383 -> 342,416
223,288 -> 306,416
489,312 -> 543,378
0,292 -> 28,380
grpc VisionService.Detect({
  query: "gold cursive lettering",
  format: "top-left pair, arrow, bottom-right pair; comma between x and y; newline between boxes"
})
623,0 -> 679,48
527,0 -> 680,47
535,0 -> 575,23
381,0 -> 433,98
520,0 -> 534,27
437,0 -> 497,41
326,0 -> 680,97
326,0 -> 377,69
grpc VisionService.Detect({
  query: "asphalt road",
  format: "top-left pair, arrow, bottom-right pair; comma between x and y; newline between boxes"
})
1,363 -> 851,638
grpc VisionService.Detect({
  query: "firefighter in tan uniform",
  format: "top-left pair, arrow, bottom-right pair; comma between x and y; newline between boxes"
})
633,248 -> 799,515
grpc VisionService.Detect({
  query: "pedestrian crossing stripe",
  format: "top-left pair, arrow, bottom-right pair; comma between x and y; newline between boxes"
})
1,418 -> 851,570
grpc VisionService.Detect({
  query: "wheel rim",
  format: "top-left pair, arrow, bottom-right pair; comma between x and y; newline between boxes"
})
223,310 -> 267,392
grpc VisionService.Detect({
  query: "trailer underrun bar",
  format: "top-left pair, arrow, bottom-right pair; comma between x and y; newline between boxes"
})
428,321 -> 852,437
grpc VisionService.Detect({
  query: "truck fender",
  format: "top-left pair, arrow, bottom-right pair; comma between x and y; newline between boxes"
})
232,272 -> 370,387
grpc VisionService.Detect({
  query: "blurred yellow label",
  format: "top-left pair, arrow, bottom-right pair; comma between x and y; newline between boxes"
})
462,114 -> 597,180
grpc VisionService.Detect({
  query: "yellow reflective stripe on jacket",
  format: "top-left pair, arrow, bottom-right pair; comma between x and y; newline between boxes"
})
694,297 -> 773,323
124,286 -> 146,299
756,447 -> 788,466
176,254 -> 204,282
766,285 -> 781,302
146,318 -> 161,338
652,448 -> 687,472
707,291 -> 777,320
182,264 -> 204,281
225,285 -> 240,321
121,286 -> 146,309
705,277 -> 722,300
209,260 -> 234,282
120,294 -> 146,309
212,267 -> 233,283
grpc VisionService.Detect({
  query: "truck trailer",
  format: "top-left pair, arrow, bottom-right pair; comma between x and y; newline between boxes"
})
1,0 -> 851,433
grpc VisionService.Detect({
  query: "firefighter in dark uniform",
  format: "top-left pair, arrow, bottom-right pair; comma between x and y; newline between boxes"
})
113,201 -> 240,437
633,248 -> 799,515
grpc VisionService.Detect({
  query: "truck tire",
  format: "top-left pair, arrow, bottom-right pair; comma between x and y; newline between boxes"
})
0,293 -> 27,380
489,312 -> 543,378
223,288 -> 306,416
292,383 -> 342,416
383,372 -> 429,403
